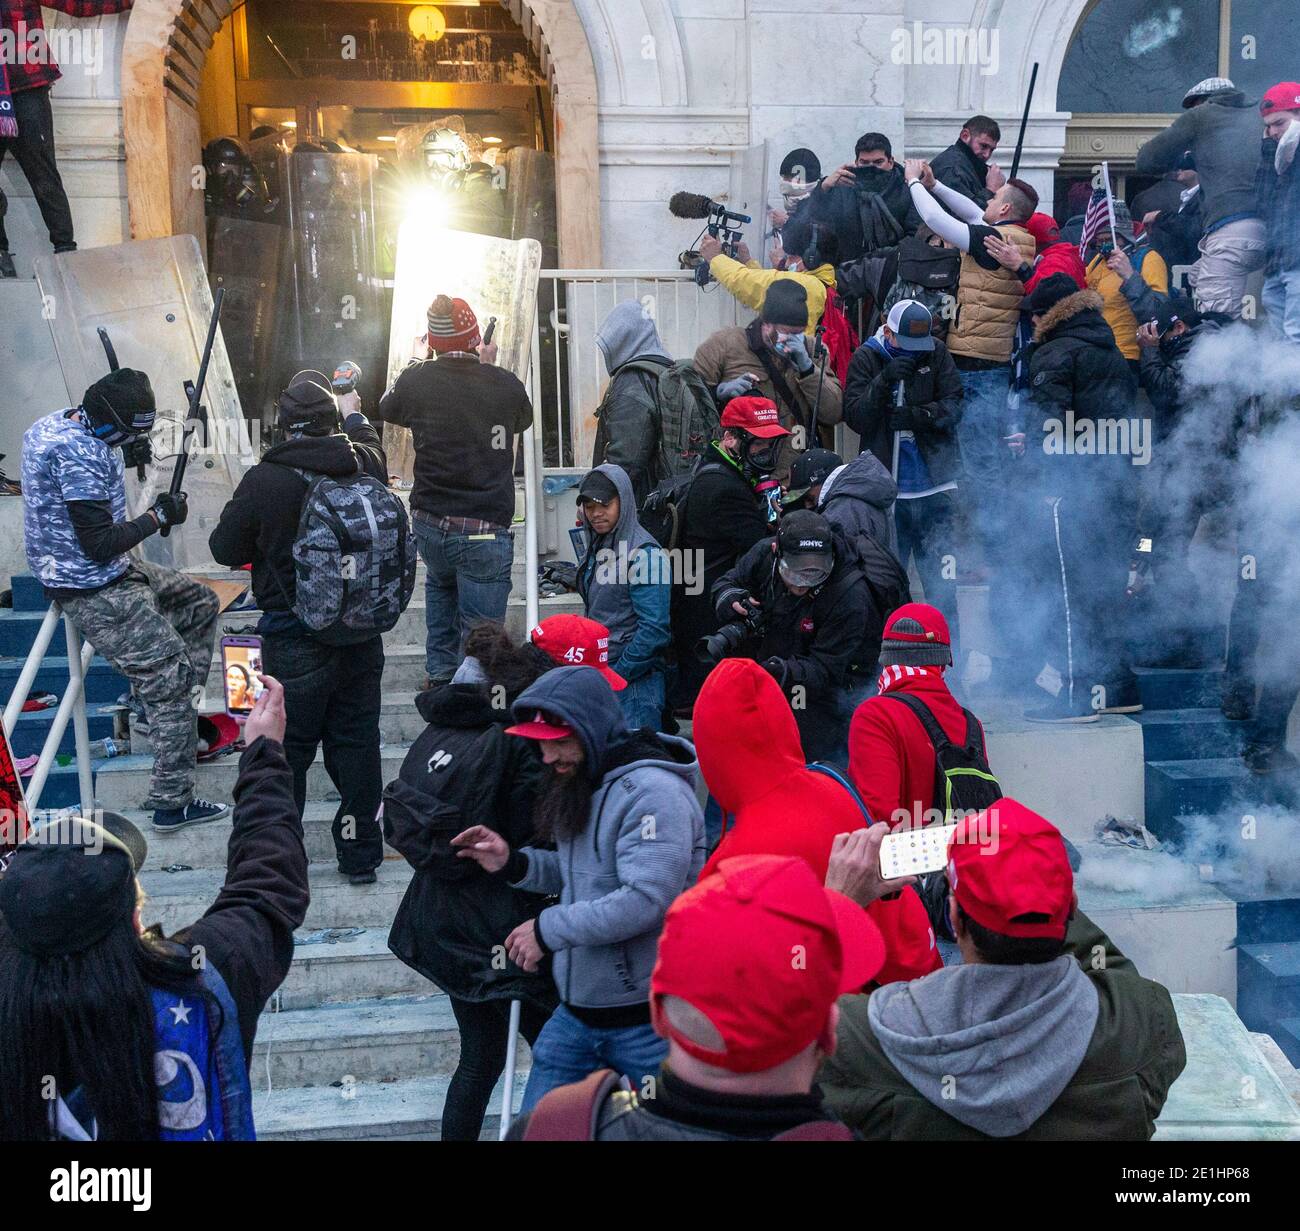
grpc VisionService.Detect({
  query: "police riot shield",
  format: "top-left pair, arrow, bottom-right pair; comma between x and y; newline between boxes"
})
280,148 -> 387,419
382,227 -> 542,482
35,236 -> 254,572
505,148 -> 558,266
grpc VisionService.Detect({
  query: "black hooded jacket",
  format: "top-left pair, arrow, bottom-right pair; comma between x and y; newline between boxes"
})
209,415 -> 386,617
383,682 -> 558,1012
1024,289 -> 1137,489
712,533 -> 878,696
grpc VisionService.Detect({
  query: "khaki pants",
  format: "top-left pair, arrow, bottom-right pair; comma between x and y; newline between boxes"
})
1188,218 -> 1266,317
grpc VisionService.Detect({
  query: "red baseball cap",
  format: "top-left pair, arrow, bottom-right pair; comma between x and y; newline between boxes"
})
1261,83 -> 1300,115
504,709 -> 576,742
1025,212 -> 1061,253
720,396 -> 791,440
947,799 -> 1074,940
529,615 -> 627,691
651,854 -> 886,1074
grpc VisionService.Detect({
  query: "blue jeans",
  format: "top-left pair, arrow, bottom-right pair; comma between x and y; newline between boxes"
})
618,668 -> 666,731
954,366 -> 1012,565
895,492 -> 959,656
520,1004 -> 667,1112
1262,268 -> 1300,344
413,516 -> 514,681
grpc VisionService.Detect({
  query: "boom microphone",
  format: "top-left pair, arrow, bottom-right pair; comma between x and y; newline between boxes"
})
669,191 -> 717,220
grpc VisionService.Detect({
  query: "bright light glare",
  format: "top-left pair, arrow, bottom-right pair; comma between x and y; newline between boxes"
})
409,5 -> 447,40
483,136 -> 503,145
402,187 -> 451,231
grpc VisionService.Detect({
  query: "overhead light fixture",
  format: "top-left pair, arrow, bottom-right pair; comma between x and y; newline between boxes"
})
482,136 -> 503,145
408,5 -> 447,41
280,120 -> 298,129
378,135 -> 398,142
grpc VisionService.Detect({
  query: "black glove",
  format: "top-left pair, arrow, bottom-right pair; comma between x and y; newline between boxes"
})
762,656 -> 790,689
151,492 -> 189,528
890,402 -> 933,432
883,353 -> 918,381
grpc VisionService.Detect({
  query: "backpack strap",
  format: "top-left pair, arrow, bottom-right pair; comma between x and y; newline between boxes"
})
773,1120 -> 856,1142
807,762 -> 878,825
878,692 -> 953,820
960,708 -> 985,762
522,1069 -> 622,1141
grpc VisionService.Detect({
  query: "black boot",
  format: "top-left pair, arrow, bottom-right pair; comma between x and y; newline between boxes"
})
0,252 -> 16,279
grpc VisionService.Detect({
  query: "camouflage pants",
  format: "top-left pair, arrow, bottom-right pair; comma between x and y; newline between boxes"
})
61,562 -> 219,810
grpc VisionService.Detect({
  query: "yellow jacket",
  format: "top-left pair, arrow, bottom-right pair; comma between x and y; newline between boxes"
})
1086,248 -> 1169,361
706,256 -> 835,336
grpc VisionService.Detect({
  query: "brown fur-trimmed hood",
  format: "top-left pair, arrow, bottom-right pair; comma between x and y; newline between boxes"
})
1033,289 -> 1104,342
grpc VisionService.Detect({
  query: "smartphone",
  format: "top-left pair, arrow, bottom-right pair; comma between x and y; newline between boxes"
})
221,636 -> 266,718
880,824 -> 958,880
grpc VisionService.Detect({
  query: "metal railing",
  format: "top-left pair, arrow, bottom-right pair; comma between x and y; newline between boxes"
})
2,604 -> 96,818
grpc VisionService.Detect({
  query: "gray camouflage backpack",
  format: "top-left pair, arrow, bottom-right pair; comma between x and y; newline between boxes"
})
290,468 -> 416,645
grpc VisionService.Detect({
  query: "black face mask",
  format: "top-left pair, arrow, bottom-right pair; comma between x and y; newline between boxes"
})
743,437 -> 782,476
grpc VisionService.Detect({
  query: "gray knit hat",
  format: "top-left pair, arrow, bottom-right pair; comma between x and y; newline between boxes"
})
878,604 -> 954,668
1183,77 -> 1236,108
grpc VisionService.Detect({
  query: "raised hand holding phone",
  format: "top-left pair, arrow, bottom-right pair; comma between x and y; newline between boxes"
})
243,675 -> 286,746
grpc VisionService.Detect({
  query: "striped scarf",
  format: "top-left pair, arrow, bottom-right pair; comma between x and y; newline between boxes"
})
876,663 -> 945,695
0,55 -> 17,139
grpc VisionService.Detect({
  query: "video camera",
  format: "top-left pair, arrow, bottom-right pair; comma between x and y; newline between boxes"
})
670,191 -> 752,287
696,598 -> 766,666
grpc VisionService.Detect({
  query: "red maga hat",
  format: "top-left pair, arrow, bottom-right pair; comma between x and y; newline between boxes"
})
720,396 -> 790,440
529,614 -> 627,691
651,854 -> 886,1074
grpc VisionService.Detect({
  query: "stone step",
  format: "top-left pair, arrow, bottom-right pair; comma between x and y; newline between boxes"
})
95,745 -> 411,811
1238,942 -> 1300,1041
138,858 -> 411,935
1275,1018 -> 1300,1070
10,700 -> 117,759
1144,757 -> 1300,844
981,711 -> 1145,846
0,653 -> 126,704
254,1072 -> 524,1142
1133,665 -> 1225,712
1236,897 -> 1300,947
253,994 -> 489,1089
1132,706 -> 1248,763
131,802 -> 398,872
278,924 -> 435,1009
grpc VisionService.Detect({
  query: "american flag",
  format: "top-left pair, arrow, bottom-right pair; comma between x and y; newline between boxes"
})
1079,183 -> 1111,255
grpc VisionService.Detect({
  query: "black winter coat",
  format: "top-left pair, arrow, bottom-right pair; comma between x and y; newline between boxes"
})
929,140 -> 993,210
592,360 -> 667,509
844,339 -> 964,486
384,683 -> 558,1012
674,448 -> 772,656
209,415 -> 387,617
1024,289 -> 1138,491
783,165 -> 922,265
712,534 -> 878,697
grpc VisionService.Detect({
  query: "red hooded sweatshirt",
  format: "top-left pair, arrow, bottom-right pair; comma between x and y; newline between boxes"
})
695,658 -> 941,985
847,665 -> 989,830
1025,241 -> 1088,294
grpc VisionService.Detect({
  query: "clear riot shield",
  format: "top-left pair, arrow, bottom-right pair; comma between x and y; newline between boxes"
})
506,148 -> 558,266
35,236 -> 254,572
382,227 -> 542,482
729,141 -> 776,265
280,149 -> 387,418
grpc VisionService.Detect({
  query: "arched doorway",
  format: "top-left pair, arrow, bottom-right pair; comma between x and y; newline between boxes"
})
121,0 -> 600,267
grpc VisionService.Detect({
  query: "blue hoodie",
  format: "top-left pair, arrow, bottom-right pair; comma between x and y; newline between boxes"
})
508,667 -> 706,1009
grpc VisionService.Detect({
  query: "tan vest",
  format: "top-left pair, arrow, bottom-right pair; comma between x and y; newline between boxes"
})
947,223 -> 1037,364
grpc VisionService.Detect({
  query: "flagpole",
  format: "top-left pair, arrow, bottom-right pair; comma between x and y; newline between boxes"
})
1101,161 -> 1131,251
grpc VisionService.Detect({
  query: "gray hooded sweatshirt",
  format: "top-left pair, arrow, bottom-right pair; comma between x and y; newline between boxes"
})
596,300 -> 671,375
510,666 -> 705,1009
866,955 -> 1100,1138
576,462 -> 672,681
818,450 -> 898,548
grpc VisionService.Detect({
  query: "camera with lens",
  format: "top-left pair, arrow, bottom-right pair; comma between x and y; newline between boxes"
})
670,192 -> 752,288
696,599 -> 766,665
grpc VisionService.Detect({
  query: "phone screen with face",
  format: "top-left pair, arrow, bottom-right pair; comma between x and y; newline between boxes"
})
221,637 -> 265,718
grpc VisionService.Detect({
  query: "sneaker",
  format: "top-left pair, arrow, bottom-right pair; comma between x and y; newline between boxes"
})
0,251 -> 16,279
152,798 -> 229,833
1221,685 -> 1254,723
345,868 -> 378,886
1025,696 -> 1100,724
1097,679 -> 1144,715
1243,744 -> 1300,776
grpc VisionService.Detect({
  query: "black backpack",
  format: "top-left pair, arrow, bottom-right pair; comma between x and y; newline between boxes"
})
640,460 -> 724,551
841,531 -> 912,623
881,692 -> 1001,942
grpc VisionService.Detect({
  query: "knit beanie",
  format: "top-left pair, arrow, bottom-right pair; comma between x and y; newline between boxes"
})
761,279 -> 809,328
82,368 -> 157,436
427,294 -> 481,354
1026,272 -> 1080,315
878,603 -> 953,668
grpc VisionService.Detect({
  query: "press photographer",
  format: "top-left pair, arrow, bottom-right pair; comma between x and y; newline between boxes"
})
21,367 -> 227,833
706,510 -> 879,763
